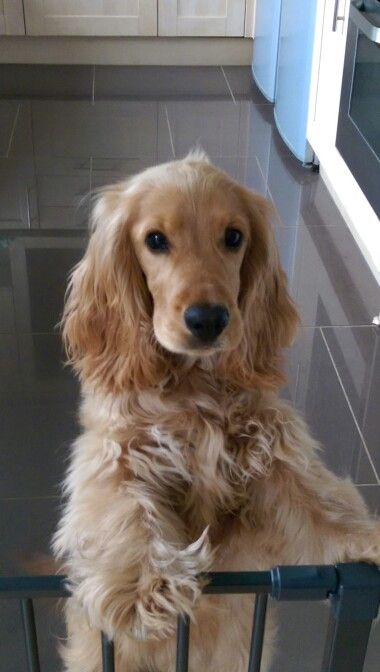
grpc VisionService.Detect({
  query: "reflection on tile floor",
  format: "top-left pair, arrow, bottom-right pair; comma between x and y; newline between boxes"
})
0,65 -> 379,671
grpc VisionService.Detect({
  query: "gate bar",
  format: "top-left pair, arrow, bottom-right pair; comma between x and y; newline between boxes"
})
176,614 -> 190,672
1,575 -> 68,599
101,633 -> 115,672
203,571 -> 272,594
322,614 -> 373,672
248,594 -> 268,672
321,563 -> 380,672
20,599 -> 40,672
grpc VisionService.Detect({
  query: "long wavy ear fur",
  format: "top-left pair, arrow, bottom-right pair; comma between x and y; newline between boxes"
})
62,184 -> 170,393
219,188 -> 300,391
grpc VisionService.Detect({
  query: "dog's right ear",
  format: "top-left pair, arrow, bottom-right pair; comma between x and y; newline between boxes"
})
218,187 -> 299,392
62,185 -> 169,393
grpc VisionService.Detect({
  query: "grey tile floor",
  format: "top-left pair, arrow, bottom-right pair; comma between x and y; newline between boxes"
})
0,65 -> 379,671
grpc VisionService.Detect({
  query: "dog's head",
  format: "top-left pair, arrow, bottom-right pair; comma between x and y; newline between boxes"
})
62,152 -> 299,393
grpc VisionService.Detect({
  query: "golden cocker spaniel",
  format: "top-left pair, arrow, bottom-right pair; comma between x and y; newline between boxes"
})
54,151 -> 380,672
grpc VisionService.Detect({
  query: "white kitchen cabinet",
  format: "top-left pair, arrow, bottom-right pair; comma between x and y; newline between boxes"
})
308,0 -> 380,284
23,0 -> 157,36
158,0 -> 246,36
0,0 -> 25,34
20,0 -> 250,37
308,0 -> 349,157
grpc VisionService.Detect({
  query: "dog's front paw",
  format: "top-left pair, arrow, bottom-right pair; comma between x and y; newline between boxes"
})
78,528 -> 211,641
345,522 -> 380,566
131,528 -> 212,640
131,572 -> 201,640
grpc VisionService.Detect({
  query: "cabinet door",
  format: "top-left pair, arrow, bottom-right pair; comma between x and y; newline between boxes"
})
159,0 -> 245,36
24,1 -> 157,36
0,0 -> 25,34
308,0 -> 349,153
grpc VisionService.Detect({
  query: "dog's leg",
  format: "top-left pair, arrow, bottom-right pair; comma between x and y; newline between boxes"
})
248,408 -> 380,566
61,598 -> 170,672
54,432 -> 212,644
60,599 -> 102,672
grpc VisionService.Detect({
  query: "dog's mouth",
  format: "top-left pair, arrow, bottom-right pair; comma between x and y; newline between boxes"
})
188,334 -> 223,351
155,331 -> 228,358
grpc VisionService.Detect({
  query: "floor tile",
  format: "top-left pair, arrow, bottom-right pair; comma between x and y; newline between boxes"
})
0,102 -> 38,230
321,326 -> 380,477
267,132 -> 317,226
297,186 -> 380,325
283,327 -> 377,485
272,601 -> 328,672
206,155 -> 266,195
36,170 -> 90,230
358,485 -> 380,514
0,332 -> 75,406
238,155 -> 268,195
94,65 -> 230,100
0,64 -> 93,99
90,157 -> 155,191
4,237 -> 85,333
0,497 -> 60,576
0,334 -> 21,402
165,99 -> 241,158
274,211 -> 380,328
0,598 -> 63,672
0,402 -> 77,498
28,99 -> 174,223
273,599 -> 379,672
0,162 -> 38,230
238,102 -> 274,174
222,66 -> 272,103
16,333 -> 79,404
0,101 -> 20,157
0,496 -> 64,669
2,101 -> 34,160
32,100 -> 159,161
0,246 -> 15,333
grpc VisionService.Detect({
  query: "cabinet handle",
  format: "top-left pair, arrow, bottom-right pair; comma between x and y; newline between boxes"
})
332,0 -> 345,31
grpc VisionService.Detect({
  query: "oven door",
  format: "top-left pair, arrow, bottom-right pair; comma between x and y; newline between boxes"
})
336,3 -> 380,218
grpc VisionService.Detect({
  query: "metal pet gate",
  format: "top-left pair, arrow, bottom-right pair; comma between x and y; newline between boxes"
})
1,562 -> 380,672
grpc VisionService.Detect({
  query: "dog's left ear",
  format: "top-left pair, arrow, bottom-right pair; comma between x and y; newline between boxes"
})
220,188 -> 299,391
61,184 -> 171,393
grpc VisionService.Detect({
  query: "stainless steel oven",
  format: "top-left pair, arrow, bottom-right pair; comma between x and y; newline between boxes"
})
336,1 -> 380,217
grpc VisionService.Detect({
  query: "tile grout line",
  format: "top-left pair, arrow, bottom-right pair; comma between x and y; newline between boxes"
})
319,327 -> 380,485
310,324 -> 376,329
255,154 -> 268,189
89,156 -> 93,197
220,66 -> 237,106
164,104 -> 176,158
91,65 -> 96,104
6,103 -> 21,158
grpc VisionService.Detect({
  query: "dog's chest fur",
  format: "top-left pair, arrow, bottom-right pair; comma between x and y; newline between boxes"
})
81,380 -> 276,536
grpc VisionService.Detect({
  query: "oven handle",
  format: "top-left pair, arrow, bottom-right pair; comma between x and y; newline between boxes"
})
350,4 -> 380,43
333,0 -> 345,31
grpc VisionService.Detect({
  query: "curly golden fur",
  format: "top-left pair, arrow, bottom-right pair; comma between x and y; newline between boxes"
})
54,152 -> 380,672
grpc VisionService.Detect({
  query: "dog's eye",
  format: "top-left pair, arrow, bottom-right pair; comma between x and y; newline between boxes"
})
224,228 -> 243,250
145,231 -> 169,252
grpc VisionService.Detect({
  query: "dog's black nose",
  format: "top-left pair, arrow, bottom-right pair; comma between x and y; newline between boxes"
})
184,303 -> 229,343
